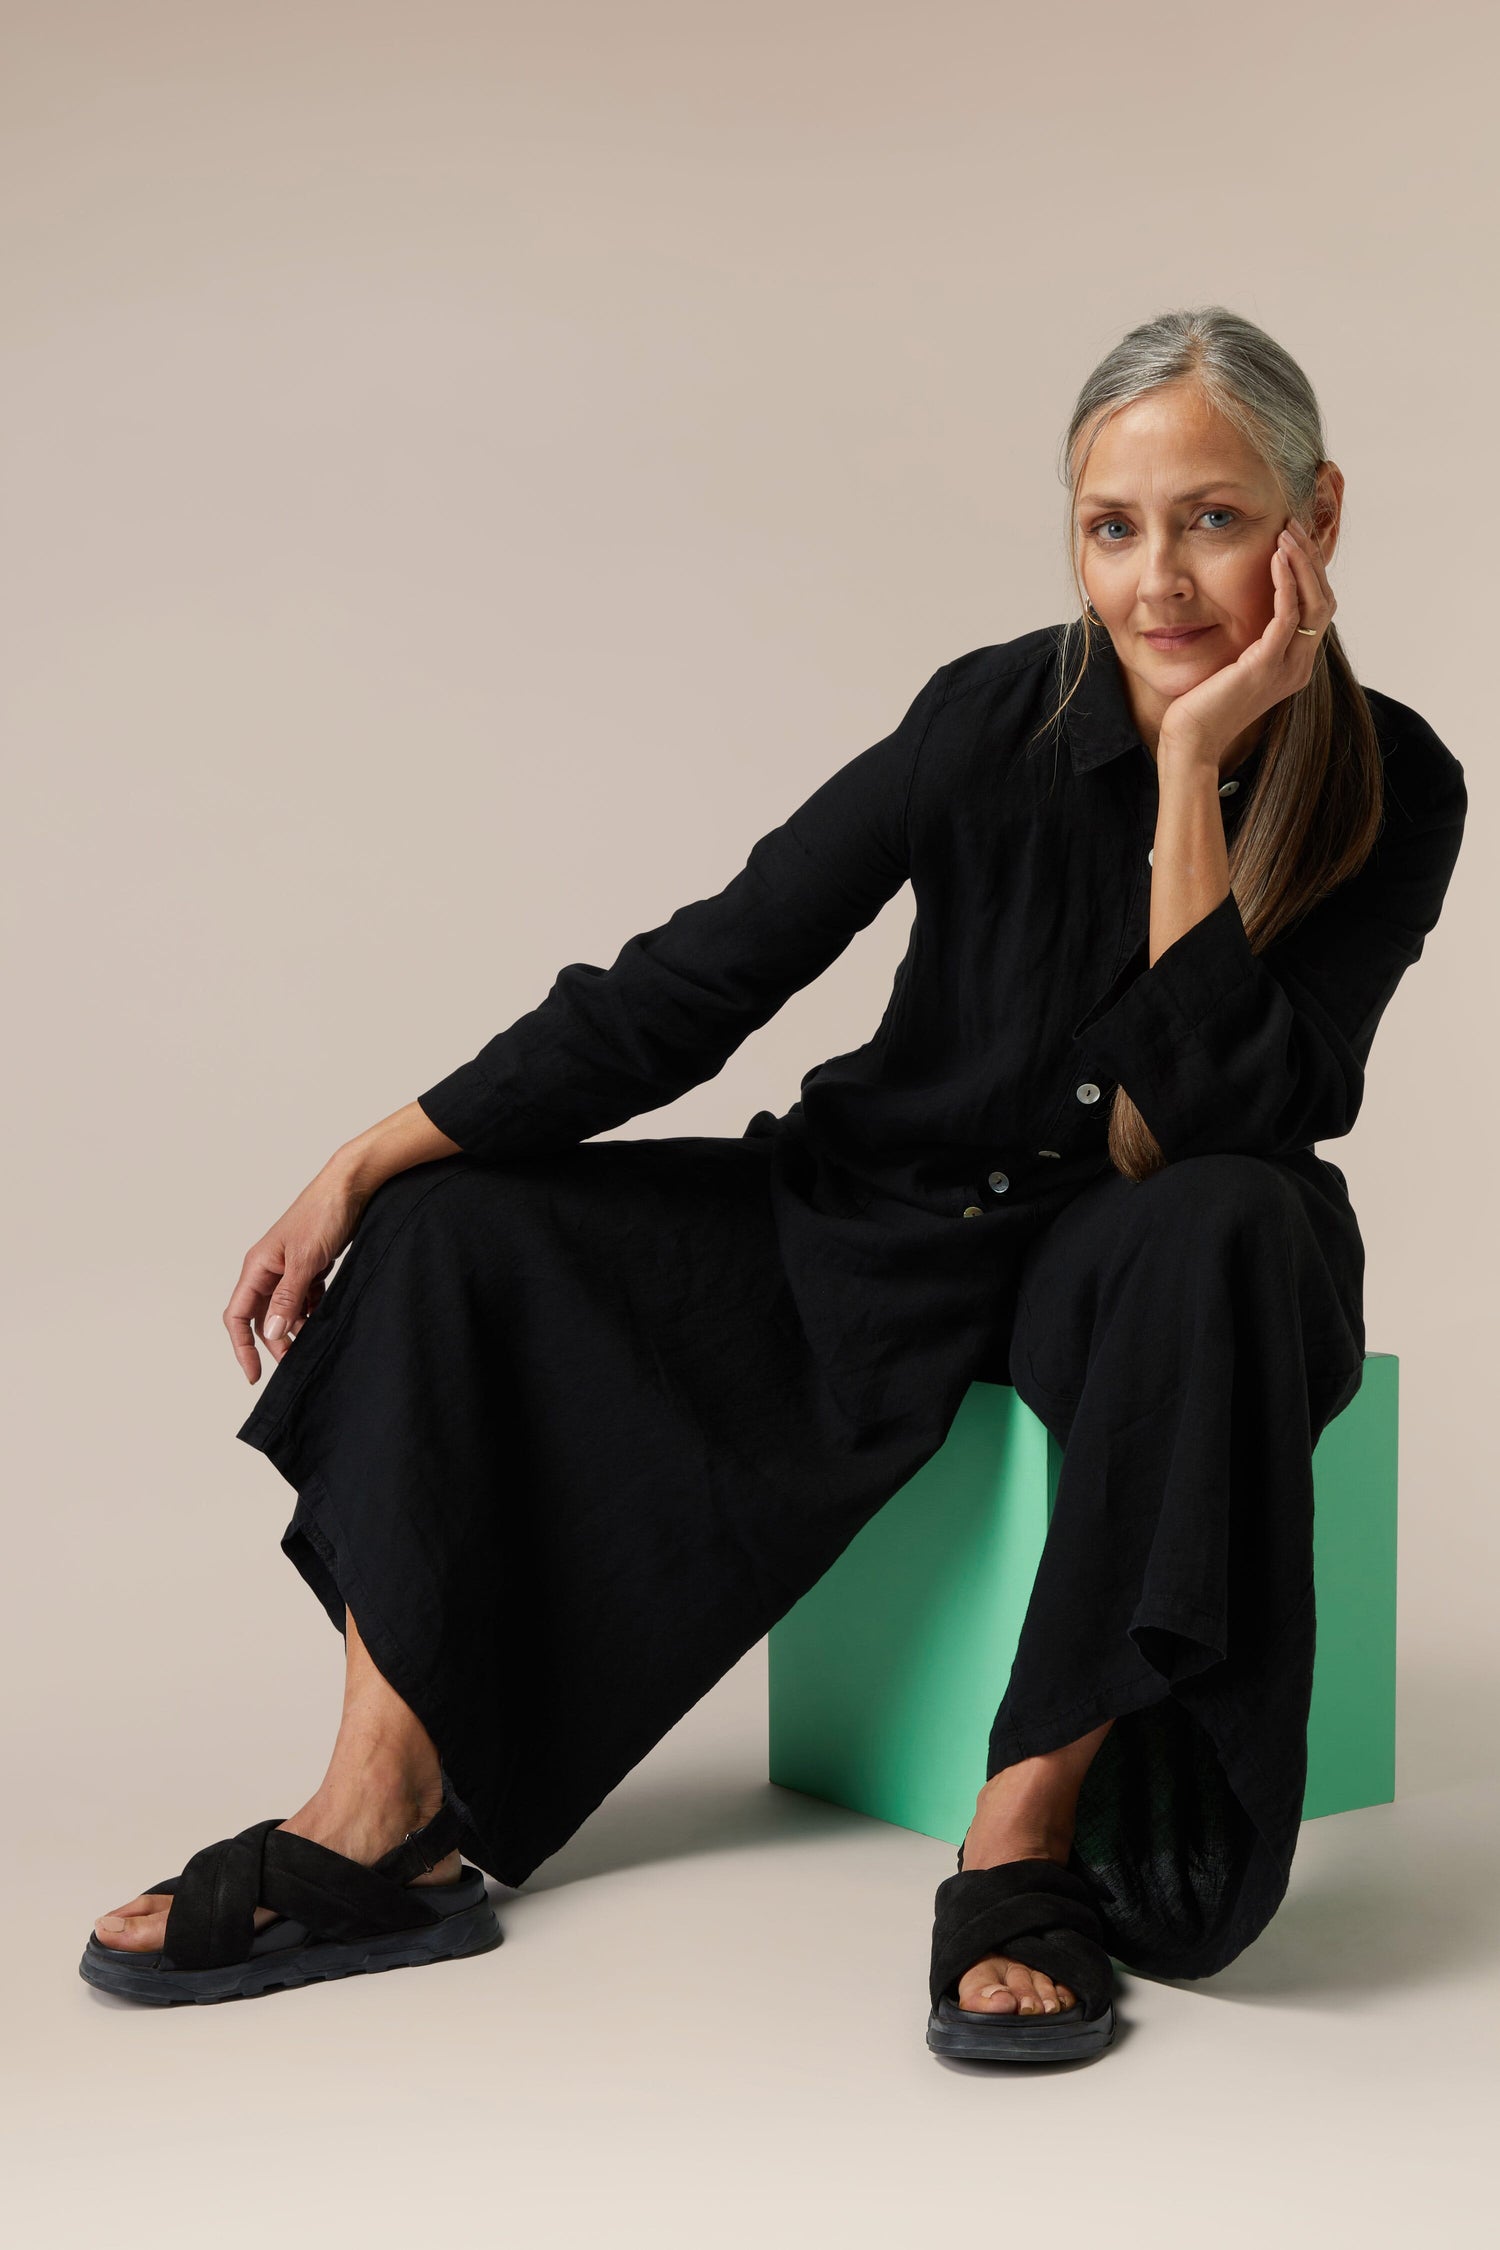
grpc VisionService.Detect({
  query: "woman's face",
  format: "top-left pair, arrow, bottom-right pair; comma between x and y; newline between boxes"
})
1075,381 -> 1340,752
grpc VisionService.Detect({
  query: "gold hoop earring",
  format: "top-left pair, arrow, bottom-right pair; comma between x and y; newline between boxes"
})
1084,598 -> 1105,627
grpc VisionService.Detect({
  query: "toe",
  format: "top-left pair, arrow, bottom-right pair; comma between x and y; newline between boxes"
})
95,1899 -> 285,1953
956,1959 -> 1071,2016
93,1893 -> 282,1952
1023,1970 -> 1065,2015
94,1894 -> 173,1952
1006,1967 -> 1055,2016
955,1954 -> 1021,2012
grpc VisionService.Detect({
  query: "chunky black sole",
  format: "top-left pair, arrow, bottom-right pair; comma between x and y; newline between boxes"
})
926,1994 -> 1115,2063
79,1870 -> 501,2007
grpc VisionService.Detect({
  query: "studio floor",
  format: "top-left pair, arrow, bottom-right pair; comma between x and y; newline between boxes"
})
9,1633 -> 1496,2247
5,1296 -> 1495,2248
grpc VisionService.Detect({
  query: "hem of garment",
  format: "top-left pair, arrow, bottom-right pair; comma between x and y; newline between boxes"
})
242,1424 -> 773,1898
988,1654 -> 1295,1985
244,1436 -> 522,1891
986,1662 -> 1171,1774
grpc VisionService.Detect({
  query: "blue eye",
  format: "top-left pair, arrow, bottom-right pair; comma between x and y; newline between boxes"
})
1088,507 -> 1238,543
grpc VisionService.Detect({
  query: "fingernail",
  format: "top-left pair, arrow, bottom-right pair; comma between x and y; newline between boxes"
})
264,1315 -> 285,1340
101,1917 -> 126,1932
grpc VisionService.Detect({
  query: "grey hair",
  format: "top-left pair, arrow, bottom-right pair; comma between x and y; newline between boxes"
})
1035,306 -> 1384,1186
1046,303 -> 1330,701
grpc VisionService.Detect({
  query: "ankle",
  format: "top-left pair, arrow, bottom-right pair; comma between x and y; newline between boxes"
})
964,1818 -> 1073,1867
967,1771 -> 1075,1862
314,1738 -> 444,1828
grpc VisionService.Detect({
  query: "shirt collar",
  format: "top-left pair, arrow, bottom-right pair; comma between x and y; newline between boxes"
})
1058,623 -> 1268,790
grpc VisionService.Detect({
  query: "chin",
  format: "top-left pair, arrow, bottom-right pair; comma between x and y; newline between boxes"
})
1142,640 -> 1229,673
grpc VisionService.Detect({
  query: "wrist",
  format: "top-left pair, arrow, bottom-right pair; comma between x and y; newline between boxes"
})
327,1101 -> 458,1198
1155,727 -> 1224,781
324,1135 -> 393,1199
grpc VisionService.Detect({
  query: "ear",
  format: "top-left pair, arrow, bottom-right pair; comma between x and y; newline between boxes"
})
1310,460 -> 1346,563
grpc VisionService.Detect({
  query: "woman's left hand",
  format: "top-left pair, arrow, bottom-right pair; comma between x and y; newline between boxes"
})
1158,518 -> 1337,770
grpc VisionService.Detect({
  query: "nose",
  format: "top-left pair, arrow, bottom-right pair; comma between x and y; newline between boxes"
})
1136,535 -> 1196,605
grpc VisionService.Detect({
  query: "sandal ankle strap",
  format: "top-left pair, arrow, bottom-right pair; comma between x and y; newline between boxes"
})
372,1784 -> 464,1884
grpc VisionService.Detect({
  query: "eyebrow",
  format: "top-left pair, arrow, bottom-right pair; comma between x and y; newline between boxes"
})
1078,483 -> 1257,509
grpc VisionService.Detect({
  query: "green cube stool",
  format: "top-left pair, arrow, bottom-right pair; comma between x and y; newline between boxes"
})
768,1354 -> 1398,1844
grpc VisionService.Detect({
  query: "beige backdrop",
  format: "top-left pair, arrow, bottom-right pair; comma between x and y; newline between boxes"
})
5,2 -> 1495,2243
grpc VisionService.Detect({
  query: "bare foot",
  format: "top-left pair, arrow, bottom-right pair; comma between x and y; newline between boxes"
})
92,1766 -> 461,1953
94,1605 -> 461,1955
950,1719 -> 1114,2016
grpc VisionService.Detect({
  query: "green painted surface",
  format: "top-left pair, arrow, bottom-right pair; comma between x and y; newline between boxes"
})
1303,1352 -> 1399,1819
768,1355 -> 1398,1843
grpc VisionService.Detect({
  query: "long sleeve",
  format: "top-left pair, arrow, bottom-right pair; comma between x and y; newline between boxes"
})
415,663 -> 952,1160
1073,708 -> 1467,1163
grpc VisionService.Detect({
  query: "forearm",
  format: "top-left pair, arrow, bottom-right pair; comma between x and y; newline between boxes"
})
1149,740 -> 1231,968
326,1099 -> 463,1197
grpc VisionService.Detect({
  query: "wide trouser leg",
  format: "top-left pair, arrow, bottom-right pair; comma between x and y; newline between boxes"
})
235,1140 -> 969,1890
993,1149 -> 1367,1981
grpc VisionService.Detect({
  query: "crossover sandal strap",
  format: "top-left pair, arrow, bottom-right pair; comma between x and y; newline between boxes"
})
161,1806 -> 460,1974
160,1818 -> 284,1972
928,1856 -> 1115,2021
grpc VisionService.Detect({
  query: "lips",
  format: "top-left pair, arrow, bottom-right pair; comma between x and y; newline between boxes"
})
1143,625 -> 1215,648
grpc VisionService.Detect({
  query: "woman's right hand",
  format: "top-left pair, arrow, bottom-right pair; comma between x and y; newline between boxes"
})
225,1102 -> 462,1383
223,1161 -> 373,1384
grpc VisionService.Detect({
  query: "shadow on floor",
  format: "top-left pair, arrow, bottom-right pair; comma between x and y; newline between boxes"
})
511,1771 -> 866,1893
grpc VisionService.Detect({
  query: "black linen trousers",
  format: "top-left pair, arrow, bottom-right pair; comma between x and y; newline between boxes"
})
237,623 -> 1467,1983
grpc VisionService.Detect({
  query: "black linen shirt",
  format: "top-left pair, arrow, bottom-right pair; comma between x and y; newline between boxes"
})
416,623 -> 1468,1219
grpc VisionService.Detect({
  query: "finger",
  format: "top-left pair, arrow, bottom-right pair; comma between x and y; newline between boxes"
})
1274,530 -> 1325,646
1270,540 -> 1303,646
225,1244 -> 291,1375
1280,524 -> 1333,634
279,1268 -> 326,1342
1287,516 -> 1335,602
223,1279 -> 271,1381
1276,538 -> 1305,624
261,1269 -> 313,1353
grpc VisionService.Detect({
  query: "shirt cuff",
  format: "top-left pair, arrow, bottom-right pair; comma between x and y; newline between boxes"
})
415,1064 -> 549,1160
1071,889 -> 1260,1155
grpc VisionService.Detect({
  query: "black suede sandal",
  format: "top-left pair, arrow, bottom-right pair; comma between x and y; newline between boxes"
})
78,1781 -> 501,2006
926,1851 -> 1116,2063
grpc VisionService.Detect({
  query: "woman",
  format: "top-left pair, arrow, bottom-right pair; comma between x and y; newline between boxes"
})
81,305 -> 1467,2065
